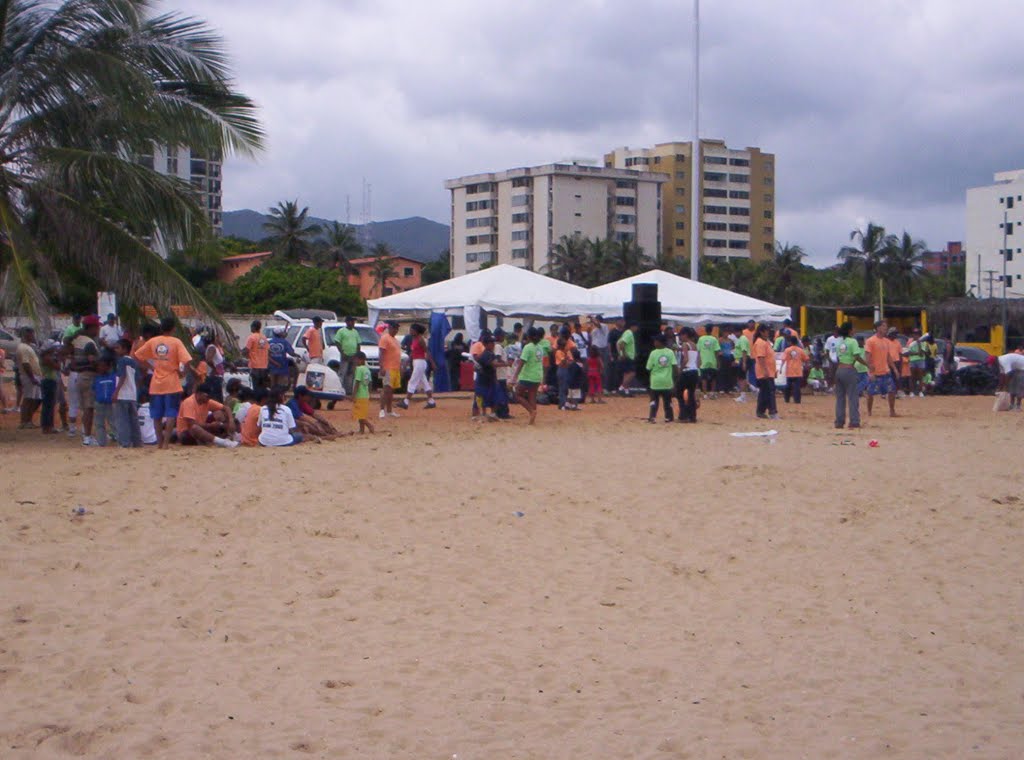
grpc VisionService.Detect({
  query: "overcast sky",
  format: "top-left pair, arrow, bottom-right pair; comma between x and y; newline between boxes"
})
171,0 -> 1024,266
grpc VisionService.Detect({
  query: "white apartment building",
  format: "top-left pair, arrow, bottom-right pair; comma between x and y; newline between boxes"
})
138,144 -> 224,237
966,169 -> 1024,299
445,163 -> 667,277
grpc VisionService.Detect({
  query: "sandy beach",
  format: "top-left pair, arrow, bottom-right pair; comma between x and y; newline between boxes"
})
1,393 -> 1022,759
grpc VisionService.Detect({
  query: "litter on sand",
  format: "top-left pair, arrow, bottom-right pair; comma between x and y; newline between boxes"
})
730,430 -> 778,438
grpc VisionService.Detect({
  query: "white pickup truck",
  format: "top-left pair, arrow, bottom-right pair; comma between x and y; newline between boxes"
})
266,310 -> 383,380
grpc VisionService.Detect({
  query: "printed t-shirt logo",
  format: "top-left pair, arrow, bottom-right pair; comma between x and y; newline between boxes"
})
156,343 -> 169,357
657,355 -> 670,367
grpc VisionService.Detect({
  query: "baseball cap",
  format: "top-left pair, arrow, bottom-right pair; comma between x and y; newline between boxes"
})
273,326 -> 287,336
82,315 -> 101,327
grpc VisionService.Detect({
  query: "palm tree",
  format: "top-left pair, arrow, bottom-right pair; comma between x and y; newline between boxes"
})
0,0 -> 263,331
883,231 -> 927,301
317,221 -> 361,273
764,241 -> 806,307
586,237 -> 616,286
546,234 -> 589,284
263,200 -> 321,263
838,223 -> 894,298
369,242 -> 397,297
607,238 -> 652,280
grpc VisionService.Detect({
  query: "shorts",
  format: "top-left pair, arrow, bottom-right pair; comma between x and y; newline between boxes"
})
1009,370 -> 1024,397
269,372 -> 290,388
700,367 -> 717,381
351,397 -> 369,421
250,368 -> 269,388
19,373 -> 42,400
474,382 -> 496,408
150,392 -> 182,420
382,368 -> 401,389
517,379 -> 539,390
618,358 -> 634,374
408,358 -> 432,394
76,372 -> 96,411
857,373 -> 869,394
867,374 -> 896,396
910,359 -> 926,370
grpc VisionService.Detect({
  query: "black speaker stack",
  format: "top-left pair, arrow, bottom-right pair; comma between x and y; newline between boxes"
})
623,283 -> 661,386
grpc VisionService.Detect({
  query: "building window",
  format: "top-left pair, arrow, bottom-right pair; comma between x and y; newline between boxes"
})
466,217 -> 494,228
729,190 -> 750,199
764,210 -> 773,219
466,252 -> 477,262
511,248 -> 528,259
703,221 -> 727,231
466,199 -> 492,212
189,159 -> 206,175
511,177 -> 532,188
729,158 -> 750,167
705,188 -> 728,198
466,234 -> 496,245
511,194 -> 529,207
764,243 -> 773,253
136,154 -> 154,170
704,172 -> 727,182
511,212 -> 530,224
729,223 -> 750,233
764,194 -> 773,203
703,205 -> 728,215
466,182 -> 493,194
615,179 -> 637,189
728,174 -> 750,184
728,207 -> 750,216
675,238 -> 686,246
674,204 -> 686,214
614,231 -> 635,242
403,267 -> 414,277
166,155 -> 178,174
675,221 -> 685,230
705,156 -> 728,165
675,153 -> 686,161
704,238 -> 728,248
763,176 -> 774,186
653,156 -> 661,164
616,214 -> 636,225
615,196 -> 636,207
675,171 -> 686,180
764,226 -> 773,234
675,187 -> 686,196
728,240 -> 747,249
511,230 -> 529,241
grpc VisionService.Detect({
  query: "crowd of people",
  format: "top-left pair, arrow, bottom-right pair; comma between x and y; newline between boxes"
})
3,310 -> 1022,445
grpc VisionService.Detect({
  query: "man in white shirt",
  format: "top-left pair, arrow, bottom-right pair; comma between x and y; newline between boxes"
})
997,351 -> 1024,409
99,313 -> 122,350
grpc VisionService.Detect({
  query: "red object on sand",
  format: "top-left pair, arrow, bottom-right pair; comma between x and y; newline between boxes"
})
868,439 -> 879,448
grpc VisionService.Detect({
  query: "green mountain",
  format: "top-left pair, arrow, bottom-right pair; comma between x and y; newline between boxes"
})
222,209 -> 450,263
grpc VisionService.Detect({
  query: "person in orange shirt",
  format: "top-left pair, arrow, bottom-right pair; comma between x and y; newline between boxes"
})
752,324 -> 779,420
240,389 -> 264,446
176,382 -> 238,447
865,320 -> 898,417
244,320 -> 270,389
134,316 -> 194,449
303,316 -> 324,363
781,335 -> 808,404
377,321 -> 402,419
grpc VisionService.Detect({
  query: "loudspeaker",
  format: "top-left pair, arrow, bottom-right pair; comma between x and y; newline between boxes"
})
632,282 -> 658,303
623,285 -> 661,386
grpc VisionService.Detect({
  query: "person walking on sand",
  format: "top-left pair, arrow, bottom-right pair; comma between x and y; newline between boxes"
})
378,321 -> 402,419
752,324 -> 779,420
399,323 -> 437,410
646,333 -> 677,423
512,326 -> 545,425
780,335 -> 808,404
864,320 -> 899,418
696,324 -> 721,399
616,322 -> 638,395
134,316 -> 193,449
833,322 -> 864,429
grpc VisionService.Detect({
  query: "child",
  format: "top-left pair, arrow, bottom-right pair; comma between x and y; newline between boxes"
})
781,335 -> 808,404
240,388 -> 265,446
257,386 -> 302,446
473,335 -> 499,420
137,390 -> 159,445
91,355 -> 117,446
39,341 -> 62,434
288,385 -> 339,439
113,339 -> 142,448
185,356 -> 209,397
567,349 -> 585,409
555,337 -> 572,411
233,386 -> 254,428
807,363 -> 826,395
586,345 -> 604,403
351,351 -> 374,434
224,377 -> 244,416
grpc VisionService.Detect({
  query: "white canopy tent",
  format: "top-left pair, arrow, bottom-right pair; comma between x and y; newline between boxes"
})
586,269 -> 791,325
367,264 -> 595,339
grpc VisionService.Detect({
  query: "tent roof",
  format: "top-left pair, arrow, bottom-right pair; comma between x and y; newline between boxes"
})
367,264 -> 594,318
587,269 -> 791,324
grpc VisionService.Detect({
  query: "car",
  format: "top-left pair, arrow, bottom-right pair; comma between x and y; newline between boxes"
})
268,311 -> 383,379
0,326 -> 19,357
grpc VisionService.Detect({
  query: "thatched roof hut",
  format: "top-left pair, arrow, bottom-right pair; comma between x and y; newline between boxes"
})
927,298 -> 1024,341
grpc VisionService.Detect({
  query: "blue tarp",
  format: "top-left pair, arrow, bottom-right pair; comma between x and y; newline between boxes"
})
429,311 -> 451,392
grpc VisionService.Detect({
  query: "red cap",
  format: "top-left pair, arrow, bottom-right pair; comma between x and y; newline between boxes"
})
82,315 -> 102,327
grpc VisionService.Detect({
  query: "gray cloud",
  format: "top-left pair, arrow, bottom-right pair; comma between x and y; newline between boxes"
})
171,0 -> 1024,265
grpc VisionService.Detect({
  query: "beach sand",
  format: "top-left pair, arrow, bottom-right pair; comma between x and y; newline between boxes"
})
1,393 -> 1022,759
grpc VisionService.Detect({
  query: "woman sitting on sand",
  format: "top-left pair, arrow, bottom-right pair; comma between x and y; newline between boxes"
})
258,387 -> 303,447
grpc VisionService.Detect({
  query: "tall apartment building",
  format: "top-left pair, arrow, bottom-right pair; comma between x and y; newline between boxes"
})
604,139 -> 775,262
445,163 -> 667,277
966,170 -> 1024,299
137,144 -> 224,237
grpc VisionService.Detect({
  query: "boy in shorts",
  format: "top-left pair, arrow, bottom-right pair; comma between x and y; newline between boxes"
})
352,352 -> 374,434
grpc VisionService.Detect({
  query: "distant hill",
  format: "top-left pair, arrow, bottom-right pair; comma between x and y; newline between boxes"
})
223,209 -> 449,263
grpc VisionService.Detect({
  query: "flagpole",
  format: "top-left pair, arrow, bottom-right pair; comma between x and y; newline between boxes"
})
689,0 -> 701,281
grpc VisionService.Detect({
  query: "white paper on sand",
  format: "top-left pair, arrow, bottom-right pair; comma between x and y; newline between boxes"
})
730,430 -> 779,438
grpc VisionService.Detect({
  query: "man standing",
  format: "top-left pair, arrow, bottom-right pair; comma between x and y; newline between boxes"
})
71,315 -> 101,445
378,320 -> 402,418
244,320 -> 270,389
135,316 -> 193,449
63,314 -> 82,341
696,324 -> 721,398
99,313 -> 122,351
734,326 -> 753,403
303,316 -> 324,364
268,326 -> 297,389
865,320 -> 898,417
16,327 -> 42,429
645,333 -> 677,423
333,316 -> 361,395
616,322 -> 637,395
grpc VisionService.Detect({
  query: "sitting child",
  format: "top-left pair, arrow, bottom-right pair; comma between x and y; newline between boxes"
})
807,363 -> 826,394
287,385 -> 339,440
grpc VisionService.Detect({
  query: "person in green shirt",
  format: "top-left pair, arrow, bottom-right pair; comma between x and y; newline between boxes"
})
733,330 -> 752,402
808,364 -> 826,394
833,322 -> 863,429
512,326 -> 545,425
62,314 -> 82,342
616,323 -> 638,395
351,351 -> 374,434
333,316 -> 361,396
645,333 -> 677,423
696,324 -> 721,397
904,327 -> 926,397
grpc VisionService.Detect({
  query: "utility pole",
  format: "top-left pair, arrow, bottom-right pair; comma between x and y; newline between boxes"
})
984,269 -> 999,298
689,0 -> 701,282
1002,208 -> 1009,352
